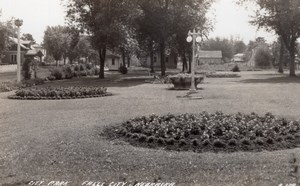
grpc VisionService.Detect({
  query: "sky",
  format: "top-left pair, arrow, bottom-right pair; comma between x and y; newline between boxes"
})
0,0 -> 277,44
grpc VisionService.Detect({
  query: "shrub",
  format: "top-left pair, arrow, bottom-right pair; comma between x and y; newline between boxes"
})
266,137 -> 274,144
50,68 -> 63,80
231,65 -> 240,72
80,64 -> 85,71
166,138 -> 175,145
19,78 -> 45,88
80,71 -> 87,77
74,65 -> 80,71
213,139 -> 226,148
254,137 -> 264,145
138,134 -> 147,142
285,135 -> 295,141
192,139 -> 199,146
119,66 -> 128,74
126,133 -> 132,138
131,133 -> 139,139
86,63 -> 93,70
157,138 -> 165,145
22,58 -> 32,80
241,138 -> 251,146
202,139 -> 210,147
255,47 -> 272,67
179,139 -> 187,146
63,66 -> 74,79
47,75 -> 56,81
147,136 -> 155,143
228,139 -> 237,146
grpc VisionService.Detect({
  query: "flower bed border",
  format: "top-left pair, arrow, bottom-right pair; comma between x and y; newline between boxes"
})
8,92 -> 112,100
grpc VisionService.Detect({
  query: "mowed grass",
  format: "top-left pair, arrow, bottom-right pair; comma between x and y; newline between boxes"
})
1,70 -> 300,185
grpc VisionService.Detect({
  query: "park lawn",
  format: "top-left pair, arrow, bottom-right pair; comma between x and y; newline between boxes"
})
1,70 -> 300,185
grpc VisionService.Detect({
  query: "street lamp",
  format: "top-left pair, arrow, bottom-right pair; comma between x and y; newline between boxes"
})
15,19 -> 23,83
187,29 -> 201,93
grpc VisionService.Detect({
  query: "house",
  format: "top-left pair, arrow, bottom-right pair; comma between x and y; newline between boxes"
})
233,53 -> 245,62
140,51 -> 177,69
105,51 -> 123,71
196,50 -> 222,65
1,37 -> 45,65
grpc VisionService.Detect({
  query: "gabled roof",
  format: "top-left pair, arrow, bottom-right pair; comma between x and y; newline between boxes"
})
9,37 -> 30,50
197,50 -> 222,58
25,50 -> 44,57
234,53 -> 245,57
106,50 -> 120,58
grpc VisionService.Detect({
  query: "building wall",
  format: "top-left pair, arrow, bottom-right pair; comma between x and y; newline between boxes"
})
141,53 -> 177,69
197,58 -> 222,65
106,57 -> 122,70
2,51 -> 26,65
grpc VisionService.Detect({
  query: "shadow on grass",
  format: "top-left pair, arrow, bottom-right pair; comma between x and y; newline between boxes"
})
239,76 -> 300,84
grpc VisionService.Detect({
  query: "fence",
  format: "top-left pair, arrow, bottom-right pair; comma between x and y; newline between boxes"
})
0,64 -> 17,73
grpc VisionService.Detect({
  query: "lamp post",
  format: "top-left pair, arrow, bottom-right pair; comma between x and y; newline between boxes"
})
186,29 -> 201,93
15,19 -> 23,83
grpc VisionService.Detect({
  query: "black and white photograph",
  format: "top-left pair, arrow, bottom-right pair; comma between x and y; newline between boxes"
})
1,0 -> 300,185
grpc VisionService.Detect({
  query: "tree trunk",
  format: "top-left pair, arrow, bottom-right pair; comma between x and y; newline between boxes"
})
98,47 -> 106,79
160,41 -> 166,76
289,50 -> 296,76
127,55 -> 130,67
188,52 -> 192,73
121,48 -> 126,66
182,52 -> 187,72
56,60 -> 58,67
278,38 -> 284,73
63,57 -> 66,65
150,44 -> 155,73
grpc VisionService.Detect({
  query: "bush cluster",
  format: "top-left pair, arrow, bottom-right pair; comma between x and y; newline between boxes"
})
46,64 -> 99,81
119,66 -> 128,74
113,112 -> 300,152
9,86 -> 111,100
231,65 -> 240,72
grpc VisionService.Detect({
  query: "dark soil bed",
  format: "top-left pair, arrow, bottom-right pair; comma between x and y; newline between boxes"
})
103,112 -> 300,153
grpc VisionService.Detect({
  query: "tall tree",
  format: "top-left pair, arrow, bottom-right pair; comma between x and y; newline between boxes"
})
66,0 -> 134,79
137,0 -> 213,75
21,33 -> 36,44
43,26 -> 66,66
237,0 -> 300,76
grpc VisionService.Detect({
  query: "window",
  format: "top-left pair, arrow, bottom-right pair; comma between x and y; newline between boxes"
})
10,54 -> 17,63
165,57 -> 169,63
153,56 -> 157,63
112,58 -> 115,65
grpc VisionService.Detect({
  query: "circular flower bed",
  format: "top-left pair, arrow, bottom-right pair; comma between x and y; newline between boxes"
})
8,86 -> 112,100
108,112 -> 300,153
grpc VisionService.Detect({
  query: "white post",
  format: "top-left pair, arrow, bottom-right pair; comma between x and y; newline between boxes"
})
190,29 -> 197,93
15,19 -> 23,82
17,25 -> 21,82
